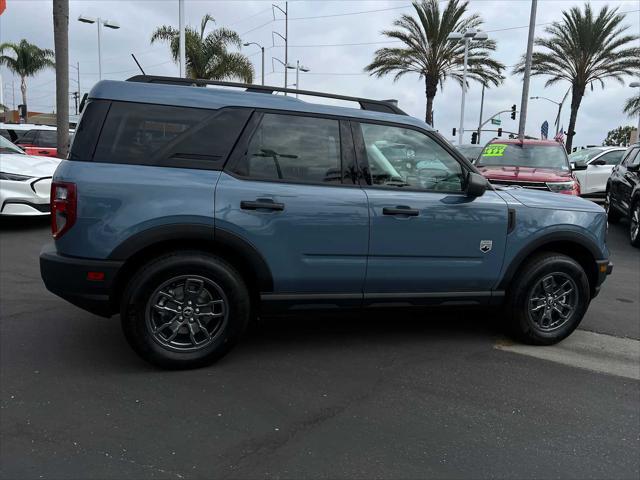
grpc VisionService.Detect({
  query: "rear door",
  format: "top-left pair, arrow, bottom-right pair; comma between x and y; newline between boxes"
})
34,130 -> 58,157
353,121 -> 509,303
615,147 -> 640,212
217,111 -> 369,304
16,129 -> 38,155
584,150 -> 624,195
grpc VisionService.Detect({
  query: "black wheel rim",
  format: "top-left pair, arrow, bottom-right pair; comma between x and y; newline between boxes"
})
604,192 -> 611,215
631,205 -> 640,242
145,275 -> 228,352
527,273 -> 578,333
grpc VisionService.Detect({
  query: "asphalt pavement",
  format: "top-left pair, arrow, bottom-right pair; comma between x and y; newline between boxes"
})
1,217 -> 638,479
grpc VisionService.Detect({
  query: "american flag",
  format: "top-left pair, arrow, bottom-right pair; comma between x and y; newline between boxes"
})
554,126 -> 565,143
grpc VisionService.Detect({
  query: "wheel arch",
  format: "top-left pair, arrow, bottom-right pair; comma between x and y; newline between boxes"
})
109,224 -> 273,312
498,232 -> 602,298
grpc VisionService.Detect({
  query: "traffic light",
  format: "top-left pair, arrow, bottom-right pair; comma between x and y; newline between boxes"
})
452,127 -> 456,136
497,128 -> 503,137
471,131 -> 478,144
510,104 -> 516,120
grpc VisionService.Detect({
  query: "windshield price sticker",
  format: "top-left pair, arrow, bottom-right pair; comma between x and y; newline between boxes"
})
482,144 -> 508,157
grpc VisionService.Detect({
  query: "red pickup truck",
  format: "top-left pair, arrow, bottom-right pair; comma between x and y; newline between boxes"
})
475,138 -> 580,195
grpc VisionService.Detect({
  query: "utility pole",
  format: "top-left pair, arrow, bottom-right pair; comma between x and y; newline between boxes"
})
179,0 -> 186,77
477,83 -> 485,143
272,2 -> 288,94
53,0 -> 70,158
518,0 -> 538,141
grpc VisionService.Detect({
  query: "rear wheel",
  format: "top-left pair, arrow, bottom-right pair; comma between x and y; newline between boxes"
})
604,190 -> 621,224
630,200 -> 640,248
505,253 -> 590,345
121,251 -> 250,369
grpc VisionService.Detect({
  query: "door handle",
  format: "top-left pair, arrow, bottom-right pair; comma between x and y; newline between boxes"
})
38,150 -> 49,154
240,199 -> 285,211
382,206 -> 419,217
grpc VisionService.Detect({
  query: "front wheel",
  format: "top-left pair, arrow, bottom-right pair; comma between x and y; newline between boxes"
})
505,253 -> 590,345
121,251 -> 251,369
630,201 -> 640,248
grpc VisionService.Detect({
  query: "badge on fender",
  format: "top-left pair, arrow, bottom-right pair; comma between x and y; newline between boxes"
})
480,240 -> 493,253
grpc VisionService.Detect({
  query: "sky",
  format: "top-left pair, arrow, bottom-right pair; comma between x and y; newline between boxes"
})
0,0 -> 638,147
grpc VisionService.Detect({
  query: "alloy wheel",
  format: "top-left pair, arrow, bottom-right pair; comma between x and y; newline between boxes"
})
145,275 -> 228,352
631,204 -> 640,243
527,273 -> 578,333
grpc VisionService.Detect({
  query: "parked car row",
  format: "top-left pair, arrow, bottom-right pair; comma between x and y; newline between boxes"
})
453,139 -> 639,247
0,122 -> 72,158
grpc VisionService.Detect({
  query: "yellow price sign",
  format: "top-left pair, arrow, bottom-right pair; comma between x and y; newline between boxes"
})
482,144 -> 508,157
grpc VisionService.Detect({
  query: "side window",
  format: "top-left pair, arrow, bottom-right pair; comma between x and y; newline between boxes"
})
232,113 -> 342,184
599,150 -> 624,165
37,130 -> 57,148
623,148 -> 639,167
16,130 -> 36,145
359,123 -> 465,192
92,102 -> 250,169
68,100 -> 111,161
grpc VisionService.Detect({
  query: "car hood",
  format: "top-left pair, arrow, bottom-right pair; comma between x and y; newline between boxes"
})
476,165 -> 572,182
0,153 -> 61,177
498,187 -> 603,212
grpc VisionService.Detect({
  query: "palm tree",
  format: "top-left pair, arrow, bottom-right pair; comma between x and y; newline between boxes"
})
623,95 -> 640,118
365,0 -> 504,126
514,4 -> 640,153
0,39 -> 55,118
151,14 -> 254,83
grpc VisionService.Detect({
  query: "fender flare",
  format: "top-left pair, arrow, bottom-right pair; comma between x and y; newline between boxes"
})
497,230 -> 603,291
108,223 -> 273,292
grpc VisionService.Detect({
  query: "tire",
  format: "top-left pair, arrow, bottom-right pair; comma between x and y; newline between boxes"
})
505,252 -> 590,345
604,190 -> 621,224
630,200 -> 640,248
121,251 -> 251,369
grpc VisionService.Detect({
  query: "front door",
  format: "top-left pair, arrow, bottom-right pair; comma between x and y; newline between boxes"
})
353,121 -> 509,301
217,112 -> 369,300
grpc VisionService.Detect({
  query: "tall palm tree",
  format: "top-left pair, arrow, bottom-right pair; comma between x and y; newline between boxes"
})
151,14 -> 254,83
514,4 -> 640,153
365,0 -> 504,126
0,39 -> 55,118
623,95 -> 640,118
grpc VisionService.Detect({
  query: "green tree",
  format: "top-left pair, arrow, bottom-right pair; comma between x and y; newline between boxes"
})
623,95 -> 640,118
151,14 -> 253,83
514,3 -> 640,153
603,125 -> 634,146
364,0 -> 505,126
0,39 -> 55,117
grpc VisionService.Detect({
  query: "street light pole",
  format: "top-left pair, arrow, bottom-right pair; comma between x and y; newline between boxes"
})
530,88 -> 570,136
78,16 -> 120,81
477,83 -> 485,143
243,42 -> 265,85
272,2 -> 288,93
286,60 -> 310,98
179,0 -> 186,77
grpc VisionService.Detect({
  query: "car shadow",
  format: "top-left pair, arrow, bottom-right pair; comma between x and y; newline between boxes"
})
0,215 -> 50,231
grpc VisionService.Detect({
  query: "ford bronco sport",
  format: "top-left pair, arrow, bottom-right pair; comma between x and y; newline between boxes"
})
40,76 -> 612,368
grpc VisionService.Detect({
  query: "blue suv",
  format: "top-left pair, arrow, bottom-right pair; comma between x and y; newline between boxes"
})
40,76 -> 612,368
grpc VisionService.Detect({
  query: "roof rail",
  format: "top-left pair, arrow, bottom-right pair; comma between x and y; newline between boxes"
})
126,75 -> 408,116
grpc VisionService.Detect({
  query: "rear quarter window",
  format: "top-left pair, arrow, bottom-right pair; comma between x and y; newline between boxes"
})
91,102 -> 251,170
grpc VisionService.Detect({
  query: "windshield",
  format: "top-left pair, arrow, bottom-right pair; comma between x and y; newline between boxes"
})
568,148 -> 605,166
0,136 -> 25,155
477,143 -> 569,170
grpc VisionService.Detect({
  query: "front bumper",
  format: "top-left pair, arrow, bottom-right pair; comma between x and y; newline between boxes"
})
40,243 -> 123,317
593,259 -> 613,298
1,177 -> 52,216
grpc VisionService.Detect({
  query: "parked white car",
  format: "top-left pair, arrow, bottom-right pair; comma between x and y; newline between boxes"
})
0,136 -> 60,215
569,147 -> 626,200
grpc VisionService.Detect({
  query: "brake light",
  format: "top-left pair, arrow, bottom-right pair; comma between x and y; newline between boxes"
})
50,181 -> 77,239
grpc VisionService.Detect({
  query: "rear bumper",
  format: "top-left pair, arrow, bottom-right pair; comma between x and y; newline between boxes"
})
593,259 -> 613,298
40,243 -> 123,317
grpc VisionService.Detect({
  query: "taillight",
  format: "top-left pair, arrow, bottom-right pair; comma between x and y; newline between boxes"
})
50,181 -> 77,239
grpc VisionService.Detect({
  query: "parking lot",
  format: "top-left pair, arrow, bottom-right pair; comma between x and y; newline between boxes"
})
1,217 -> 638,479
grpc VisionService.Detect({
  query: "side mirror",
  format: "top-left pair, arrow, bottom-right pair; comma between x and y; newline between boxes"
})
570,161 -> 588,171
466,172 -> 488,197
591,159 -> 606,166
627,163 -> 640,172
